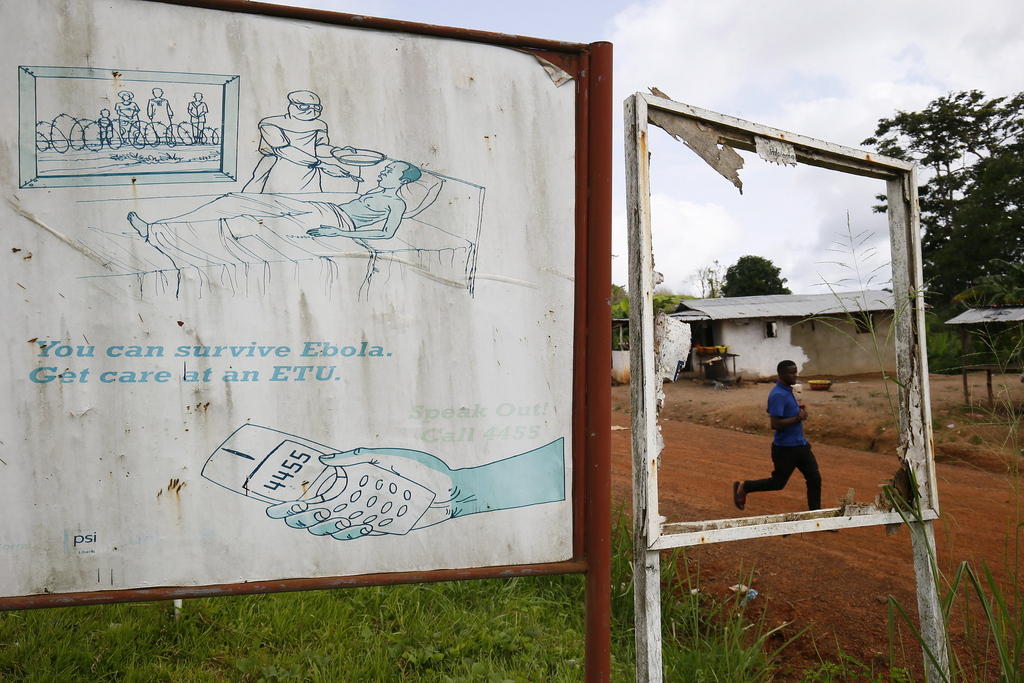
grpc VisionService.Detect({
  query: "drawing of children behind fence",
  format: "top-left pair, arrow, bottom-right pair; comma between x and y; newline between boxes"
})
187,92 -> 208,143
97,109 -> 114,148
115,91 -> 140,143
242,90 -> 360,193
146,87 -> 174,143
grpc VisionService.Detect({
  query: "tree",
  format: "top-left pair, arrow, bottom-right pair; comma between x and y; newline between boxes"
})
954,258 -> 1024,307
690,260 -> 724,298
862,90 -> 1024,312
610,283 -> 628,318
610,284 -> 691,319
721,255 -> 791,297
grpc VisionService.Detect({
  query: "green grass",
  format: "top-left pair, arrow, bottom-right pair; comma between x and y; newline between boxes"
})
1,575 -> 593,682
2,516 -> 816,682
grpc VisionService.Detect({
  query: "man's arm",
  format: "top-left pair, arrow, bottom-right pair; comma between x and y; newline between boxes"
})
768,391 -> 807,430
260,122 -> 319,166
770,411 -> 806,430
313,128 -> 335,160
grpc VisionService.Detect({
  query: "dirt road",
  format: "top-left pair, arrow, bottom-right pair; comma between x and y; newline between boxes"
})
609,375 -> 1022,676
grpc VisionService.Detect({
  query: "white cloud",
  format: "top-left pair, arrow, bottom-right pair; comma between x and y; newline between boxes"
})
611,194 -> 744,294
609,0 -> 1024,294
267,0 -> 1020,296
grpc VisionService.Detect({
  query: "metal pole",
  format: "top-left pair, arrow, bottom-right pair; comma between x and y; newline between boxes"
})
583,40 -> 613,683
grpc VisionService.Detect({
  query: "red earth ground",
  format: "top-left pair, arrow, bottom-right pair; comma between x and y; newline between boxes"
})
610,372 -> 1023,680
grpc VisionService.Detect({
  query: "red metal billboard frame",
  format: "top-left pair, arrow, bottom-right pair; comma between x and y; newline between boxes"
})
2,1 -> 611,678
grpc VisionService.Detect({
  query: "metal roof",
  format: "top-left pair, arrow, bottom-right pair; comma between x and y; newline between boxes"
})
945,306 -> 1024,325
670,290 -> 894,322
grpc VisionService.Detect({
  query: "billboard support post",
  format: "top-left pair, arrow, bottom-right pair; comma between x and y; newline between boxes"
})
582,40 -> 613,683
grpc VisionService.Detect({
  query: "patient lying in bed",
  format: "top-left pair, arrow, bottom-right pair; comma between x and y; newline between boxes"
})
112,157 -> 480,295
128,161 -> 422,246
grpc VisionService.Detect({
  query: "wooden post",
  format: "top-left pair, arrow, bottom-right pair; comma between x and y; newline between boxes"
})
960,329 -> 970,405
886,171 -> 949,681
625,93 -> 664,683
909,520 -> 949,679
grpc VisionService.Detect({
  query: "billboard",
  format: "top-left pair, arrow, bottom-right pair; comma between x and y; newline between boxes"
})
1,0 -> 606,605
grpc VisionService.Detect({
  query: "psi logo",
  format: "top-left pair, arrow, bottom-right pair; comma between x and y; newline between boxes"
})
65,530 -> 97,554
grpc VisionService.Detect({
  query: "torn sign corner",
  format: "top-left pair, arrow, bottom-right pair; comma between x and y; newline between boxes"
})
531,54 -> 574,87
648,109 -> 744,194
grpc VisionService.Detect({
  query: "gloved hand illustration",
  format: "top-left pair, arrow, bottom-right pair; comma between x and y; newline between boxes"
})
264,448 -> 457,540
202,425 -> 566,543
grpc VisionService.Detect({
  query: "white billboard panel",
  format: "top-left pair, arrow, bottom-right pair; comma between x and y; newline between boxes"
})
1,0 -> 577,598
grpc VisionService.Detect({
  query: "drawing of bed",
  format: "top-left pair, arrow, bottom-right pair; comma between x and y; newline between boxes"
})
82,158 -> 484,297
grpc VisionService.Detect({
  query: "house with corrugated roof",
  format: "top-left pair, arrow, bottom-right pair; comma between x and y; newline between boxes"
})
945,306 -> 1024,404
669,290 -> 896,379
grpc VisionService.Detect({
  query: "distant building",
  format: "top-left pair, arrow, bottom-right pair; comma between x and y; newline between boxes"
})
944,306 -> 1024,404
670,290 -> 896,379
945,306 -> 1024,326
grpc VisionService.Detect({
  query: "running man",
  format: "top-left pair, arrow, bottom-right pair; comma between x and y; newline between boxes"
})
733,360 -> 822,512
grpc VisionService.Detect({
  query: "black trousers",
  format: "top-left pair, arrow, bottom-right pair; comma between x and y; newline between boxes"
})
744,443 -> 821,510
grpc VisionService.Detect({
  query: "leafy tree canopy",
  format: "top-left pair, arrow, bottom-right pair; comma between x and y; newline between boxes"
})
610,286 -> 689,318
954,258 -> 1024,307
862,90 -> 1024,313
690,260 -> 725,298
721,255 -> 791,297
611,284 -> 628,318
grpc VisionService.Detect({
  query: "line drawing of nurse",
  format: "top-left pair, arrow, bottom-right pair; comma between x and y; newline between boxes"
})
242,90 -> 359,193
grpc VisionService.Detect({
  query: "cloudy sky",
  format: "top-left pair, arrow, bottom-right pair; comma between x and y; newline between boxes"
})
267,0 -> 1023,295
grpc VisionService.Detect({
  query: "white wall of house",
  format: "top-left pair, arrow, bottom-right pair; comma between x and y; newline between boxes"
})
714,319 -> 809,377
700,314 -> 897,379
612,349 -> 630,384
791,314 -> 897,377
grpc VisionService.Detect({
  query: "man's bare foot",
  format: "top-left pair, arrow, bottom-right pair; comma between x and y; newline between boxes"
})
127,212 -> 150,240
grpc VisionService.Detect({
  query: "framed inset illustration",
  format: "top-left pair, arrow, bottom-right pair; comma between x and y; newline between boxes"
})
19,66 -> 239,188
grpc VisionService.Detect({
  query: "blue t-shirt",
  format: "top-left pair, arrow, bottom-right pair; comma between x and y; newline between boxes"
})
767,381 -> 807,447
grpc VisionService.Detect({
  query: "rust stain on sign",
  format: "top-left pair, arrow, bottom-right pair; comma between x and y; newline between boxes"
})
163,478 -> 187,497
